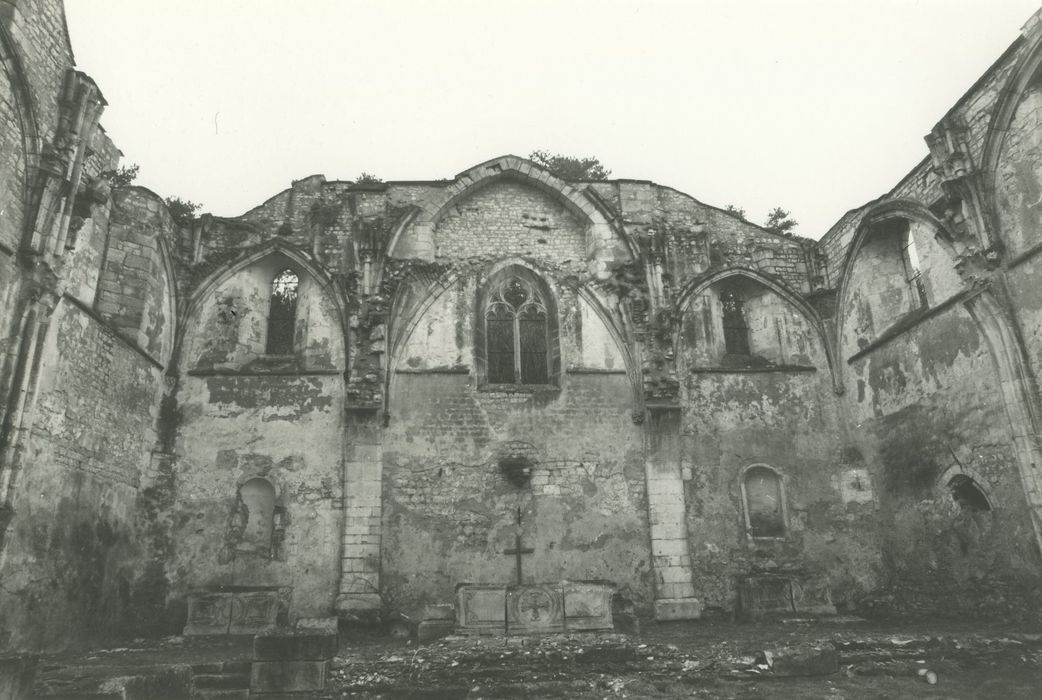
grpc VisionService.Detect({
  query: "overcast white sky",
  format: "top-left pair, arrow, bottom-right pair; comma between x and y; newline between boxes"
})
64,1 -> 1040,239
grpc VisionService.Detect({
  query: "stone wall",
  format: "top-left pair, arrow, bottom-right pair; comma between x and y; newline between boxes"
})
0,299 -> 164,649
168,256 -> 347,620
842,304 -> 1039,617
95,189 -> 176,361
382,262 -> 649,616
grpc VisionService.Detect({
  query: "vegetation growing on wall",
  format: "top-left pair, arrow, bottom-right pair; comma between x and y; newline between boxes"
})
529,150 -> 610,181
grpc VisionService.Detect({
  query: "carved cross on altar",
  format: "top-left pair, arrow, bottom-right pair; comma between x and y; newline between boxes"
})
502,507 -> 534,585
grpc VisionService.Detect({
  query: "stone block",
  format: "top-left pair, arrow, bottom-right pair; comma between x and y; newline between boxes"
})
186,588 -> 287,636
250,659 -> 331,694
737,575 -> 795,619
295,616 -> 339,634
229,592 -> 281,634
418,619 -> 456,643
766,643 -> 839,677
184,592 -> 233,635
654,598 -> 702,621
506,584 -> 564,634
457,584 -> 506,634
254,630 -> 337,661
791,578 -> 837,616
563,582 -> 614,631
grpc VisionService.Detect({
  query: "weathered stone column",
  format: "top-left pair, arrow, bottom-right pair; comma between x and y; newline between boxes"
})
335,407 -> 383,619
644,403 -> 701,620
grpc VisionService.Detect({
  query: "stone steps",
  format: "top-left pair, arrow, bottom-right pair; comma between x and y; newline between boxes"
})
190,662 -> 251,699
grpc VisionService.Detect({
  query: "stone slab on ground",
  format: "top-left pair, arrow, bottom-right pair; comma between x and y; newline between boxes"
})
457,584 -> 507,634
254,630 -> 338,661
791,578 -> 837,616
654,597 -> 702,620
250,659 -> 331,694
563,581 -> 614,630
507,585 -> 565,634
737,575 -> 795,618
766,642 -> 839,677
102,667 -> 193,700
185,588 -> 288,635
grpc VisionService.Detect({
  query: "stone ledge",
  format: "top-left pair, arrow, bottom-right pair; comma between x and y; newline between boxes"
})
254,630 -> 337,661
251,659 -> 330,694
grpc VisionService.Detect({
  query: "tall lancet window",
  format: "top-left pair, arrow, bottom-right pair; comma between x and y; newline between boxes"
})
721,288 -> 751,356
266,269 -> 299,355
484,275 -> 550,385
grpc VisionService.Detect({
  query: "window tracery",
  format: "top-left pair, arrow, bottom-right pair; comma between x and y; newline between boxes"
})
266,269 -> 299,355
721,288 -> 751,356
484,275 -> 550,385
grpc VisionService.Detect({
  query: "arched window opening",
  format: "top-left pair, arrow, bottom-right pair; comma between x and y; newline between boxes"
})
742,466 -> 785,538
239,477 -> 276,554
721,288 -> 750,356
901,228 -> 928,309
266,269 -> 299,355
949,475 -> 991,512
484,275 -> 550,385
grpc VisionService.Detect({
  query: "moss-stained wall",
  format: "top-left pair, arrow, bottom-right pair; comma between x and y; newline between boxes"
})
169,258 -> 347,620
0,301 -> 164,649
383,248 -> 650,616
845,303 -> 1041,617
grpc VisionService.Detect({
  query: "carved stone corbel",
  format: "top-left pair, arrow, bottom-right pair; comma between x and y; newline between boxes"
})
925,116 -> 994,252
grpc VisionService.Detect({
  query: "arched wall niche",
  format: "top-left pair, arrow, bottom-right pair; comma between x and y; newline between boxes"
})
836,205 -> 963,362
676,269 -> 832,375
739,464 -> 788,540
236,476 -> 278,555
177,248 -> 346,373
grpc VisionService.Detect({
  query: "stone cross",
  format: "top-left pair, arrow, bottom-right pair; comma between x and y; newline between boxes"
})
502,507 -> 533,585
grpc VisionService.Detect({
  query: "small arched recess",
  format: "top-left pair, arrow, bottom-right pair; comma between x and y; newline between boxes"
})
740,464 -> 788,540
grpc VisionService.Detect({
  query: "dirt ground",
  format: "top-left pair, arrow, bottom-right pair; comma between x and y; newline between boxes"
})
33,618 -> 1042,698
331,619 -> 1042,699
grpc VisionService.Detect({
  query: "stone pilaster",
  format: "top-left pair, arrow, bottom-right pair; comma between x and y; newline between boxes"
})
335,408 -> 383,619
644,404 -> 701,620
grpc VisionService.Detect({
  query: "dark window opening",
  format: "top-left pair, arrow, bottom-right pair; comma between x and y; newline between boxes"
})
744,466 -> 785,538
499,457 -> 533,488
266,269 -> 299,355
721,289 -> 750,356
901,230 -> 929,309
949,475 -> 991,512
484,275 -> 549,385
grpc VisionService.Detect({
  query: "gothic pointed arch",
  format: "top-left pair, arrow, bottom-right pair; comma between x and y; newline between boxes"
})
389,155 -> 635,274
981,23 -> 1042,214
0,18 -> 39,253
835,201 -> 965,368
172,241 -> 347,373
676,268 -> 839,391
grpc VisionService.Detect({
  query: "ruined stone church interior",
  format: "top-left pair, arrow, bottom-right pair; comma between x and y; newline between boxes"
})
4,0 -> 1042,674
